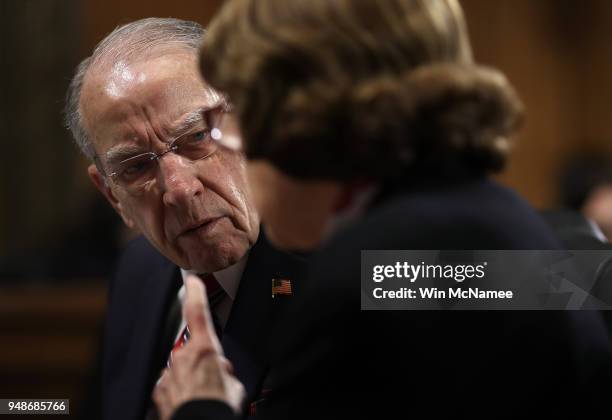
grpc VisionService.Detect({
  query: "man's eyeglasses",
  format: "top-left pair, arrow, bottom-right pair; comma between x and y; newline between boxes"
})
96,106 -> 233,191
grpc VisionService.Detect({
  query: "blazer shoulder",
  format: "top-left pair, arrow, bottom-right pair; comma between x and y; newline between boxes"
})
352,179 -> 559,249
110,236 -> 169,292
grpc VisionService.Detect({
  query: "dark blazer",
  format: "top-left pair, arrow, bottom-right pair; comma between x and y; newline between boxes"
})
101,232 -> 305,420
540,209 -> 612,251
260,177 -> 612,419
171,177 -> 612,419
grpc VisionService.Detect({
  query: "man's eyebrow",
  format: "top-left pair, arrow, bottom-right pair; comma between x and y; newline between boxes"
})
104,103 -> 226,164
105,144 -> 148,165
169,105 -> 219,139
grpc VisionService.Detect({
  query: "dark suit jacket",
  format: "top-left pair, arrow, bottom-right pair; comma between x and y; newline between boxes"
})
265,177 -> 612,419
101,232 -> 305,420
172,177 -> 612,419
540,209 -> 612,251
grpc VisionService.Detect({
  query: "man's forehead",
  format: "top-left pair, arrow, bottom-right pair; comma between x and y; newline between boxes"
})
80,53 -> 223,149
86,72 -> 218,113
83,52 -> 204,101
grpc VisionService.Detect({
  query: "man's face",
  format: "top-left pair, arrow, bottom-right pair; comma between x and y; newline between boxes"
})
80,51 -> 259,272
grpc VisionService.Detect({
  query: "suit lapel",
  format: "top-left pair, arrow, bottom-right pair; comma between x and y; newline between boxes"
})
104,232 -> 304,420
106,256 -> 180,420
222,232 -> 306,408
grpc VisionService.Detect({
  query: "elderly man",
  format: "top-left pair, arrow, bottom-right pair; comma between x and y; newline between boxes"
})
65,18 -> 303,420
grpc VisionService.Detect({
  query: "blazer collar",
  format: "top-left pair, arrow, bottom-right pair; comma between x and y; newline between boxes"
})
222,231 -> 306,406
106,231 -> 305,419
106,254 -> 180,420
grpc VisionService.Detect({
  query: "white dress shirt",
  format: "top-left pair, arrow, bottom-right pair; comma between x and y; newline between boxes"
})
173,253 -> 249,343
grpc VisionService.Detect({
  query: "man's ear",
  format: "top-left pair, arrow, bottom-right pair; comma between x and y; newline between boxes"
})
88,164 -> 136,229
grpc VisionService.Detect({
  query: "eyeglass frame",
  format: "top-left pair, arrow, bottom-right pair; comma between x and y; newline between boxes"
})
93,104 -> 231,189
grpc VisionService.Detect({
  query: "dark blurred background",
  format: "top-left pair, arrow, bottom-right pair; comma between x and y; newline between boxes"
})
0,0 -> 611,418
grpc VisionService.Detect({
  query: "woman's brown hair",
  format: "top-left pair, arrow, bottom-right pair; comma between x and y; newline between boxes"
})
201,0 -> 523,180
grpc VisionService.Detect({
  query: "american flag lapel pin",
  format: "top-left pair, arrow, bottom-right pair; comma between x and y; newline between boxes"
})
272,278 -> 292,298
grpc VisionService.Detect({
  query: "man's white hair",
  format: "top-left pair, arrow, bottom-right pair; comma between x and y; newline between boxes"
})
64,17 -> 205,161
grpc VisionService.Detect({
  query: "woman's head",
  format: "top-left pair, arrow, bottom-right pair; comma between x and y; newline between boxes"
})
201,0 -> 522,180
200,0 -> 523,249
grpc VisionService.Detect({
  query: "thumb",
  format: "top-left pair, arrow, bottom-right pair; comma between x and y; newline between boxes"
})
183,274 -> 223,353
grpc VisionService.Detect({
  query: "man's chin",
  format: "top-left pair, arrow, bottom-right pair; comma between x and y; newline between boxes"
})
182,245 -> 247,273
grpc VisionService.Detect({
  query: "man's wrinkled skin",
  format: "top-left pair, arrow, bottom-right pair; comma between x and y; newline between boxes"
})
80,51 -> 259,273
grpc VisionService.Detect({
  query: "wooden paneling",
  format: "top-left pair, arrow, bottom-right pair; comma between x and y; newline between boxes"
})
0,0 -> 83,254
82,0 -> 224,53
1,0 -> 612,417
461,0 -> 612,207
0,284 -> 106,418
79,0 -> 612,209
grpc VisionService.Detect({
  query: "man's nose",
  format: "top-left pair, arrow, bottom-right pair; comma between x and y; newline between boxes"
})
157,154 -> 204,207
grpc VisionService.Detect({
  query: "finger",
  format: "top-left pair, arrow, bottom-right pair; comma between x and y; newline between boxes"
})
228,377 -> 246,414
183,274 -> 208,337
152,380 -> 165,406
153,371 -> 171,420
157,367 -> 169,385
183,274 -> 223,353
218,355 -> 235,375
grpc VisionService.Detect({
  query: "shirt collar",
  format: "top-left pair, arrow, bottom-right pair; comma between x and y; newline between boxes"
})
180,251 -> 249,301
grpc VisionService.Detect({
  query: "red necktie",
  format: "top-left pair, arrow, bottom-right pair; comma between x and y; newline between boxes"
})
167,273 -> 225,367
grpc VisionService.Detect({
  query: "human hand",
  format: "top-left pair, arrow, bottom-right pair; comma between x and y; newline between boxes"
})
153,274 -> 245,420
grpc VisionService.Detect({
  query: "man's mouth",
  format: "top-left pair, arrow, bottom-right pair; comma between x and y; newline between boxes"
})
180,217 -> 223,237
